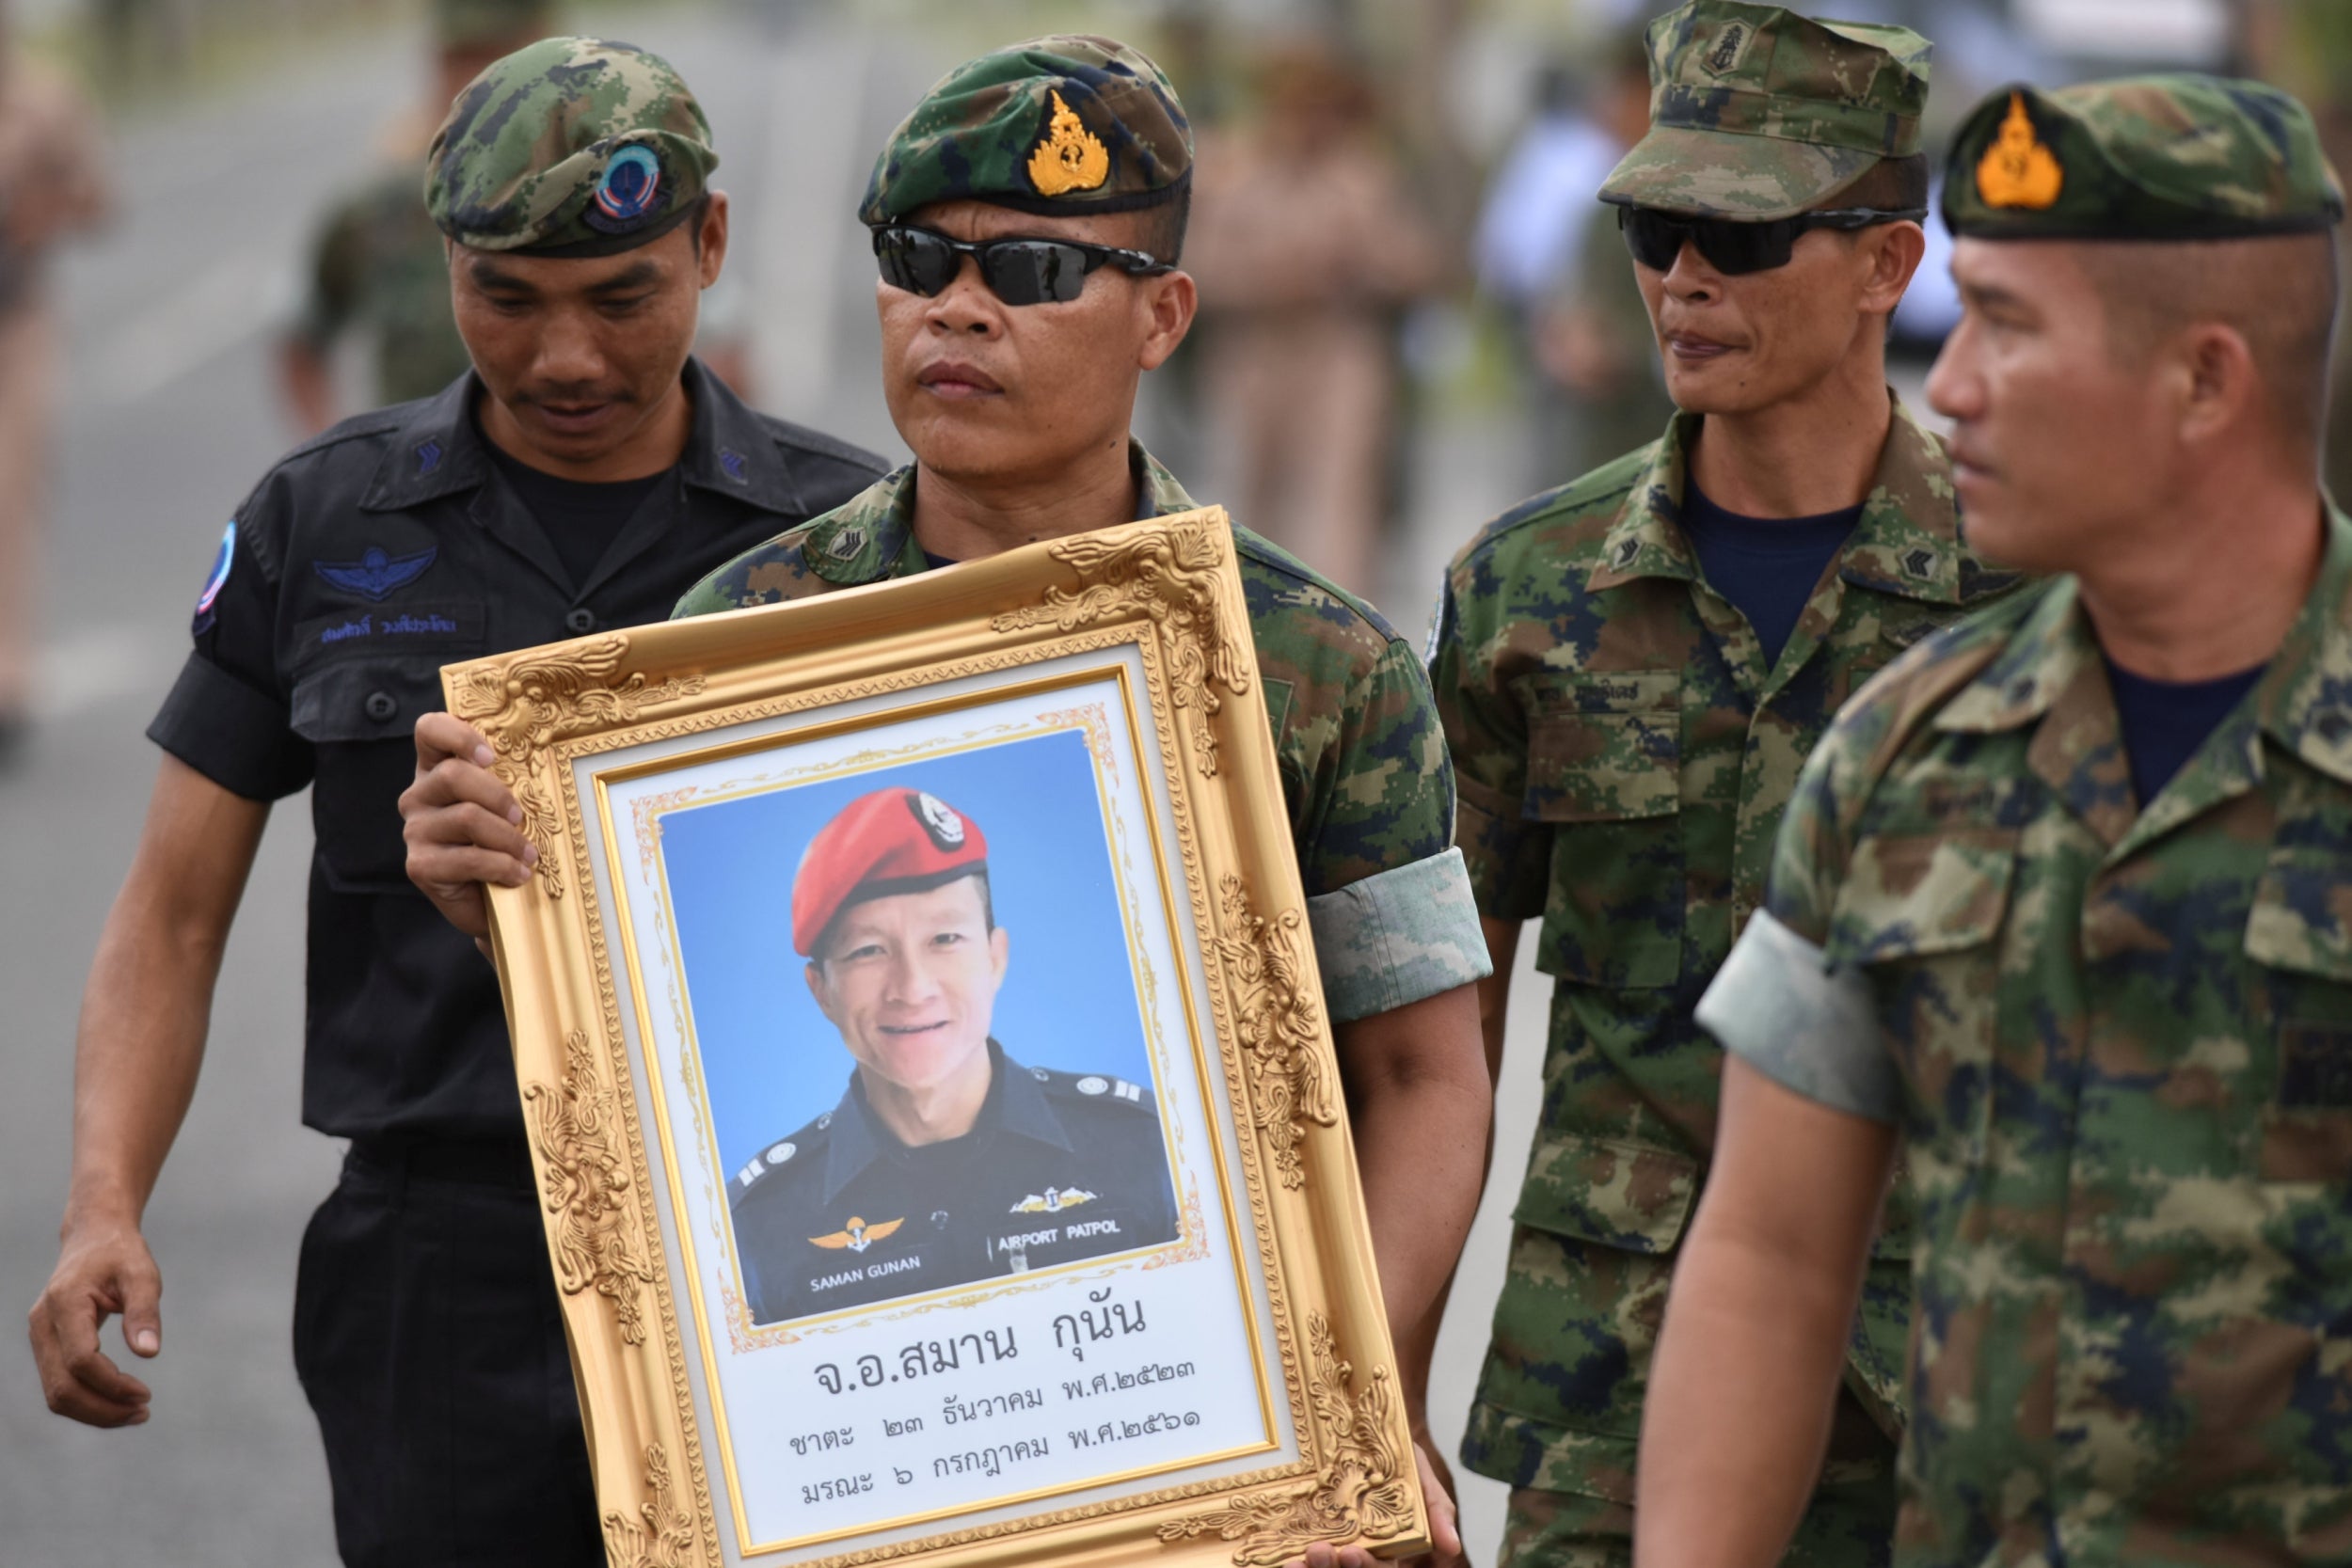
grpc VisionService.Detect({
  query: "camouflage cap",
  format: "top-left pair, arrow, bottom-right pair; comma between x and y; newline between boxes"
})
433,0 -> 552,51
859,35 -> 1191,226
1942,75 -> 2344,241
425,37 -> 718,258
1599,1 -> 1931,221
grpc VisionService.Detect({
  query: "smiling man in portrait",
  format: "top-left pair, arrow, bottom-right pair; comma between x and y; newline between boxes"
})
727,784 -> 1178,1326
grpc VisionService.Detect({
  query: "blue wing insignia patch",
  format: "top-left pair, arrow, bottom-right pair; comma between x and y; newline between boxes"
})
313,546 -> 438,602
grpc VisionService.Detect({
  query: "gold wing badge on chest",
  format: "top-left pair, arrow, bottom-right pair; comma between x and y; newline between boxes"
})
809,1215 -> 905,1253
1011,1187 -> 1098,1214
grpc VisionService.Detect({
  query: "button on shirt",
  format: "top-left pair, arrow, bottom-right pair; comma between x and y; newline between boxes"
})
148,362 -> 886,1144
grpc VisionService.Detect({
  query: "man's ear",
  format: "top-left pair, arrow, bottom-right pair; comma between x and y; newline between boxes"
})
988,925 -> 1010,988
698,191 -> 731,290
1859,221 -> 1928,320
1138,269 -> 1197,372
2177,322 -> 2260,447
804,958 -> 838,1023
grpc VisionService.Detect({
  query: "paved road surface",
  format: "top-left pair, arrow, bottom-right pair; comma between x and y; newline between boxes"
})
0,7 -> 1540,1561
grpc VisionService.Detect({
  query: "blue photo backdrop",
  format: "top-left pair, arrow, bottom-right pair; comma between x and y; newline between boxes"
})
660,728 -> 1158,1178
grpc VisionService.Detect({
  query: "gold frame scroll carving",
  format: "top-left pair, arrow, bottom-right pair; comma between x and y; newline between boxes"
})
440,509 -> 1427,1568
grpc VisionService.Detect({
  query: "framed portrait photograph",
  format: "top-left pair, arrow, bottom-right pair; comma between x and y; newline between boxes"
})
445,511 -> 1427,1568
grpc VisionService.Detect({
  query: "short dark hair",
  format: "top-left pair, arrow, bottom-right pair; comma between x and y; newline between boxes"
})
2076,230 -> 2341,457
810,869 -> 995,968
1829,153 -> 1929,214
1133,182 -> 1192,265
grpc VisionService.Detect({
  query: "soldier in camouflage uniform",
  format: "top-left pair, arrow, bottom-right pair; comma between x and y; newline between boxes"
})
1647,76 -> 2352,1565
278,0 -> 551,433
34,40 -> 882,1568
660,36 -> 1494,1565
1427,6 -> 2025,1564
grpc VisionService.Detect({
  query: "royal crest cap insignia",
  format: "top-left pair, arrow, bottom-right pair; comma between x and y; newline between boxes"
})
1978,93 -> 2063,211
1026,88 -> 1111,198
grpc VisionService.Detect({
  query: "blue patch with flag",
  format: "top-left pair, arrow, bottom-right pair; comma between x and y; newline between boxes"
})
192,520 -> 236,635
314,545 -> 437,602
586,145 -> 663,233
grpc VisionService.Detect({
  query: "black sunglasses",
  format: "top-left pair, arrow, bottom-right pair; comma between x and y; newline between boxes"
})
871,225 -> 1174,307
1615,204 -> 1929,276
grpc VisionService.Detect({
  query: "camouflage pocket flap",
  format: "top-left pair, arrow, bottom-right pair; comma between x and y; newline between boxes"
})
2246,850 -> 2352,981
1516,670 -> 1681,824
1826,828 -> 2017,966
1509,1131 -> 1700,1255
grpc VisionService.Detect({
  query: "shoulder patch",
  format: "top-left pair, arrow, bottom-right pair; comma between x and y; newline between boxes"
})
1041,1068 -> 1154,1112
727,1124 -> 829,1206
191,520 -> 236,636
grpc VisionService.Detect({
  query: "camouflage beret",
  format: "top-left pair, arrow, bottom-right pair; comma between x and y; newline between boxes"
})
432,0 -> 552,51
425,37 -> 718,258
859,35 -> 1191,227
1600,0 -> 1931,222
1942,75 -> 2345,241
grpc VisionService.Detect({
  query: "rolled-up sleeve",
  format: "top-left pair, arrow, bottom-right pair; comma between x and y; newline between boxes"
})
1308,846 -> 1492,1023
1696,910 -> 1899,1124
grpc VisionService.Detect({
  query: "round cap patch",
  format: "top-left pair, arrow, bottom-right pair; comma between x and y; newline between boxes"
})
913,791 -> 966,849
592,144 -> 663,223
1075,1075 -> 1109,1096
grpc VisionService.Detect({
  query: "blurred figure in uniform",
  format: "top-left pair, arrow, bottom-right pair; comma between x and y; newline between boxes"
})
1527,29 -> 1676,485
1186,38 -> 1442,600
279,0 -> 553,435
0,12 -> 111,752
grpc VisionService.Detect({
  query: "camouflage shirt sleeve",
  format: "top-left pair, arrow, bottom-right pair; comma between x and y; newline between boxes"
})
1427,563 -> 1549,921
1292,627 -> 1455,894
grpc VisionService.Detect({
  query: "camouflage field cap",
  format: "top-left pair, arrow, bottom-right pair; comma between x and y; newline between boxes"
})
859,35 -> 1191,226
433,0 -> 552,50
425,37 -> 718,258
1600,0 -> 1931,221
1942,75 -> 2344,240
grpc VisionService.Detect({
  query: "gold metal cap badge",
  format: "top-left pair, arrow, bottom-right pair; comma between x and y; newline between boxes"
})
1978,92 -> 2063,210
1027,88 -> 1110,197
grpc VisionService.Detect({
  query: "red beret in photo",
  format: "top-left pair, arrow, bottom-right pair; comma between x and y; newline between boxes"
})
792,787 -> 990,956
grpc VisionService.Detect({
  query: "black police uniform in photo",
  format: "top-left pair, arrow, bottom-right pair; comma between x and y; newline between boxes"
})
149,361 -> 883,1565
729,1041 -> 1179,1326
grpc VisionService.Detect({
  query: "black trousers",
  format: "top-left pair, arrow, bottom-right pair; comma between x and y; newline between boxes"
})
294,1143 -> 603,1568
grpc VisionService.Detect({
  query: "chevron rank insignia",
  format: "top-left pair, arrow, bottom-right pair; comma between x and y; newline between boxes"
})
314,545 -> 438,602
810,1215 -> 904,1253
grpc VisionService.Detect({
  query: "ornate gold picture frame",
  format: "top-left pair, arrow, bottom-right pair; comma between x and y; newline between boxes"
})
441,510 -> 1427,1568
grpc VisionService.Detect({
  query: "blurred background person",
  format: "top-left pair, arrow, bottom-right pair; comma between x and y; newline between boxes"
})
1521,27 -> 1673,487
1185,34 -> 1443,599
0,0 -> 109,757
278,0 -> 553,435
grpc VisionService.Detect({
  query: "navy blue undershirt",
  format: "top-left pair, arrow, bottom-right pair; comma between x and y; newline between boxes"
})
1679,477 -> 1862,667
2104,657 -> 2267,806
923,550 -> 958,572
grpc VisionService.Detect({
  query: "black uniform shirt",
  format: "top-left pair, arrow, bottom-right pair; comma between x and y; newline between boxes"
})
149,362 -> 887,1146
729,1042 -> 1179,1327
